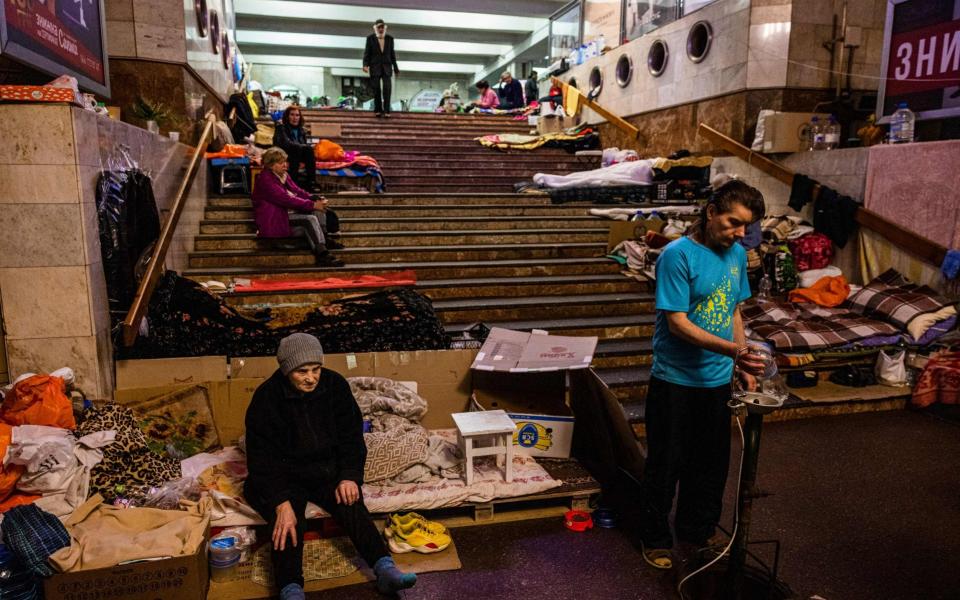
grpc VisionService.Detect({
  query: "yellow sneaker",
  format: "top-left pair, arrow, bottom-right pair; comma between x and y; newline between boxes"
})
384,512 -> 447,539
386,523 -> 452,554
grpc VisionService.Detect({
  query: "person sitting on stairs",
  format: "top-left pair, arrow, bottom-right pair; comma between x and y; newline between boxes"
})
272,105 -> 316,191
252,147 -> 344,267
464,80 -> 499,111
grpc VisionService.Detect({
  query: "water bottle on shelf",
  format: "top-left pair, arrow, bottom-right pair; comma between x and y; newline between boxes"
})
890,102 -> 916,143
598,34 -> 607,54
825,115 -> 840,149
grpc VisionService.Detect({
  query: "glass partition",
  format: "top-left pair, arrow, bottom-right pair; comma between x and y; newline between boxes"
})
623,0 -> 678,42
550,1 -> 582,62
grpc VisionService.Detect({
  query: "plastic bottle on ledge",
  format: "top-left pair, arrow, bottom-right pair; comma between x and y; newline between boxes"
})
808,116 -> 825,151
598,34 -> 607,54
825,115 -> 840,149
890,102 -> 915,143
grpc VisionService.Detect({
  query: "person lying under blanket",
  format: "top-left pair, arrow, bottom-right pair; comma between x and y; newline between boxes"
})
243,333 -> 416,599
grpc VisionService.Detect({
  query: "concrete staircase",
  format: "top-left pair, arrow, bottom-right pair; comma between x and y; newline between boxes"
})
187,110 -> 653,424
292,110 -> 590,193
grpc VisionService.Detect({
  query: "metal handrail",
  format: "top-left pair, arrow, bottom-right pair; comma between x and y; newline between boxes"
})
120,113 -> 219,346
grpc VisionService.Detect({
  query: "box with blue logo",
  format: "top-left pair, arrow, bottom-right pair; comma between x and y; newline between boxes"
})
469,328 -> 597,459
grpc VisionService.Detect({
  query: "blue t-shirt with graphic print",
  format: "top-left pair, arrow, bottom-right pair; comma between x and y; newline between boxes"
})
652,236 -> 752,387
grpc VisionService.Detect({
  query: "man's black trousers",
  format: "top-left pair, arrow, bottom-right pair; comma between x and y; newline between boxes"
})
370,73 -> 392,114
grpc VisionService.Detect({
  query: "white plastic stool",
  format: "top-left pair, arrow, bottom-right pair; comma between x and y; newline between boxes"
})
452,410 -> 516,486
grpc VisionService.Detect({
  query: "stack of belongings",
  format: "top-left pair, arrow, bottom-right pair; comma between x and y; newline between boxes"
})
0,370 -> 206,597
531,152 -> 711,204
476,124 -> 599,153
313,139 -> 386,193
117,272 -> 451,360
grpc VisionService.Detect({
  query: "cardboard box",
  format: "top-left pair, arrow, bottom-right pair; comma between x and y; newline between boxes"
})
0,85 -> 79,104
469,328 -> 597,458
309,122 -> 342,138
537,115 -> 578,135
44,542 -> 208,600
759,112 -> 829,153
116,356 -> 228,389
606,218 -> 664,252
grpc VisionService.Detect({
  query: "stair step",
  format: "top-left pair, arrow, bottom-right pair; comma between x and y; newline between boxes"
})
215,273 -> 641,305
199,215 -> 604,233
208,194 -> 554,207
432,292 -> 654,323
183,257 -> 622,281
444,314 -> 655,339
188,242 -> 607,268
204,205 -> 595,220
194,228 -> 608,250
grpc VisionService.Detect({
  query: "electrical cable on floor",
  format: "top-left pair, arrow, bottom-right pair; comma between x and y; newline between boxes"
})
676,411 -> 746,600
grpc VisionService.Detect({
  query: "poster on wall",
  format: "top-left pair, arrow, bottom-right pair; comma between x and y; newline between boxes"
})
583,0 -> 621,47
877,0 -> 960,121
1,0 -> 109,95
623,0 -> 677,42
550,1 -> 581,62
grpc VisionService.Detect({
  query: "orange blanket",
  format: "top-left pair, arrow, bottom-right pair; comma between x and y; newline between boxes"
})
788,275 -> 850,307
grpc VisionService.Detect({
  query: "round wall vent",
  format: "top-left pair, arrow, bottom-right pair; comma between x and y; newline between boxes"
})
687,20 -> 713,64
615,54 -> 633,87
210,10 -> 220,54
195,0 -> 208,37
647,39 -> 668,77
588,66 -> 603,97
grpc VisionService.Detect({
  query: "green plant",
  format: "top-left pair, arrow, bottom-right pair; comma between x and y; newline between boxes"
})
130,96 -> 172,124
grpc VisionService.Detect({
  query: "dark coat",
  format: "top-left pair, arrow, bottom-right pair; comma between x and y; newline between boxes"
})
363,34 -> 399,77
226,92 -> 256,141
499,79 -> 524,108
244,369 -> 366,510
272,123 -> 310,155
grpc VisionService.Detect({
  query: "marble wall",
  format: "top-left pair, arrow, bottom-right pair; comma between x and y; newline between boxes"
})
0,105 -> 199,399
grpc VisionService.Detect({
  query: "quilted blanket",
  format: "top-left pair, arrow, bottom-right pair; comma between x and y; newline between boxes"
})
847,269 -> 957,336
742,300 -> 899,351
912,350 -> 960,408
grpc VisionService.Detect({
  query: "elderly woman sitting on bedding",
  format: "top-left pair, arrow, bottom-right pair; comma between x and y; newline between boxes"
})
252,147 -> 344,267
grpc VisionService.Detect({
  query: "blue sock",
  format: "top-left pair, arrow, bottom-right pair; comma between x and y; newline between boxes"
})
280,582 -> 305,600
373,556 -> 417,594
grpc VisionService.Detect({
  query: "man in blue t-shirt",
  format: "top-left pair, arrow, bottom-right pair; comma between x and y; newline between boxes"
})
639,179 -> 768,571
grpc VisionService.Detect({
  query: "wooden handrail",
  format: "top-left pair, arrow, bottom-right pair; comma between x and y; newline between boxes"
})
696,123 -> 947,268
121,113 -> 219,346
551,76 -> 639,139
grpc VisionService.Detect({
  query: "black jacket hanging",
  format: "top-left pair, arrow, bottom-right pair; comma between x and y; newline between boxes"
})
226,92 -> 256,141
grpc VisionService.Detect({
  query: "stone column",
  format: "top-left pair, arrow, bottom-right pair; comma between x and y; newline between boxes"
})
0,104 -> 114,398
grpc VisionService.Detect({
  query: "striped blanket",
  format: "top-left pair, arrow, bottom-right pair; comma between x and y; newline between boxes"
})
742,300 -> 899,351
316,165 -> 385,193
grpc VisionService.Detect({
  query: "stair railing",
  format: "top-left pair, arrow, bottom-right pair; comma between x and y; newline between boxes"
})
120,111 -> 223,347
550,76 -> 639,139
696,122 -> 947,268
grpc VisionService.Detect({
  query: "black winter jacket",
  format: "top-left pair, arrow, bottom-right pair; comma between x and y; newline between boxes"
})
272,123 -> 310,155
244,368 -> 365,510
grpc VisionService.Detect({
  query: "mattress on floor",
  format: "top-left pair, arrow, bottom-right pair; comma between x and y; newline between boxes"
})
306,429 -> 562,517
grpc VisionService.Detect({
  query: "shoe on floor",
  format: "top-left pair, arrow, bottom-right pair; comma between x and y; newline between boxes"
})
640,541 -> 673,570
326,239 -> 345,250
383,112 -> 391,118
279,583 -> 306,600
375,112 -> 384,117
384,512 -> 447,538
315,253 -> 345,267
386,523 -> 451,554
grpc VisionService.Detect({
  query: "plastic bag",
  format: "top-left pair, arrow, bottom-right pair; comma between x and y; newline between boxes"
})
142,476 -> 202,509
0,375 -> 75,429
875,349 -> 908,386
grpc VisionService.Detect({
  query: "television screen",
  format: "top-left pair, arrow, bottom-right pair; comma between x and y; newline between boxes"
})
1,0 -> 110,96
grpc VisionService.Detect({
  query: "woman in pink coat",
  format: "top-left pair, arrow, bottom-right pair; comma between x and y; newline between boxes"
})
252,147 -> 344,267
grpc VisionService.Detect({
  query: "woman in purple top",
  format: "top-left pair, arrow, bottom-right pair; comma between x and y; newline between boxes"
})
252,147 -> 345,267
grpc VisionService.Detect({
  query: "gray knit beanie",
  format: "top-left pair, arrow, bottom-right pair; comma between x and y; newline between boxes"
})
277,333 -> 324,375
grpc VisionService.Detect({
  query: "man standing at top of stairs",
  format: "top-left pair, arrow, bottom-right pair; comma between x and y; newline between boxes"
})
363,18 -> 400,118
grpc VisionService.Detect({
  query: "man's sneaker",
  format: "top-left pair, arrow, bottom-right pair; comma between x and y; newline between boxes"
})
386,524 -> 451,554
384,512 -> 447,538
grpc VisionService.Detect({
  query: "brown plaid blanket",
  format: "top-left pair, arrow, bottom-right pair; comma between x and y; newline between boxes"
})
847,269 -> 957,330
742,300 -> 899,351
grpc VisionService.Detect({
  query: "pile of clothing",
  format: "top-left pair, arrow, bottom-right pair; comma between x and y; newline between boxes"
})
117,272 -> 451,360
476,124 -> 599,153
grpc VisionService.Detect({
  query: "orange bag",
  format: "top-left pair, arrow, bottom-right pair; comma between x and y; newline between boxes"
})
0,375 -> 76,429
0,423 -> 24,502
314,139 -> 345,162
